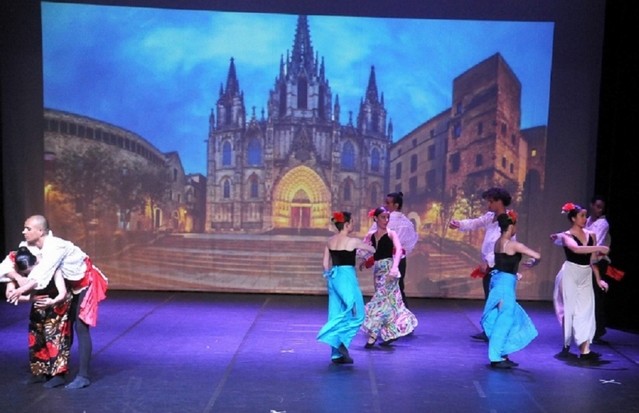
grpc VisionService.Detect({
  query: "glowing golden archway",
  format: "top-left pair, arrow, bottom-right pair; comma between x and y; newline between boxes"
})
272,166 -> 331,229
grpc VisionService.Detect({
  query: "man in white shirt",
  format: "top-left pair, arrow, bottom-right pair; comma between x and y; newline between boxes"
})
5,215 -> 108,389
449,187 -> 513,341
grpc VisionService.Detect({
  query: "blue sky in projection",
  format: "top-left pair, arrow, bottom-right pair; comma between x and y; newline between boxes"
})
42,2 -> 554,175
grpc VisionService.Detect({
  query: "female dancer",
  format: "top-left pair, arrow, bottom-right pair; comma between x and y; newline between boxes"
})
553,203 -> 609,360
2,246 -> 72,386
317,211 -> 375,364
480,211 -> 540,369
361,206 -> 418,348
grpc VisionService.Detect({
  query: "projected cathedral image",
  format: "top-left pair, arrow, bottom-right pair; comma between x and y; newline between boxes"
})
41,11 -> 550,299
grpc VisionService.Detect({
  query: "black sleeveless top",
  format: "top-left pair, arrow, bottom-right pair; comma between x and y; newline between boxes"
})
372,233 -> 394,260
329,249 -> 356,266
494,252 -> 522,275
563,233 -> 593,265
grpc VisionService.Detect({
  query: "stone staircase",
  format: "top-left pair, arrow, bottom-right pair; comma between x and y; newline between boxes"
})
98,233 -> 481,297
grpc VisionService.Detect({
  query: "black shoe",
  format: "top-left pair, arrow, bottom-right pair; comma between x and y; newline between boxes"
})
332,356 -> 354,364
579,351 -> 601,361
490,361 -> 512,369
337,344 -> 353,363
364,336 -> 376,349
502,357 -> 519,367
471,332 -> 489,342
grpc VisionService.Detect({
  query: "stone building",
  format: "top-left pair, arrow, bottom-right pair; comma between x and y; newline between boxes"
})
42,108 -> 205,238
205,15 -> 391,233
389,53 -> 547,216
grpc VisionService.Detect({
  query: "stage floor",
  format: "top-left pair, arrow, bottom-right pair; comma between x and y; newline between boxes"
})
1,290 -> 638,413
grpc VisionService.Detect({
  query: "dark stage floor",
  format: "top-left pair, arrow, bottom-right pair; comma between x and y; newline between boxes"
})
1,290 -> 638,413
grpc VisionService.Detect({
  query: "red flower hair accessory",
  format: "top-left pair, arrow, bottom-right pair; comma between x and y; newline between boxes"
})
507,209 -> 518,224
332,211 -> 345,223
561,202 -> 577,214
368,209 -> 376,218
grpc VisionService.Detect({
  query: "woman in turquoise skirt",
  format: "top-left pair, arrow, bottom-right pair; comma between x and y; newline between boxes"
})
317,211 -> 375,364
481,211 -> 541,368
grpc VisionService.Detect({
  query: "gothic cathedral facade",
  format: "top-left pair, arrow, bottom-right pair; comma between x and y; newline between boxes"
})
205,15 -> 391,233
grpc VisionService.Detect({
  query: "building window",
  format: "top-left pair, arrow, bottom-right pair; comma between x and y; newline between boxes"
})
343,180 -> 351,201
341,141 -> 355,171
502,156 -> 507,168
173,168 -> 178,182
247,138 -> 262,165
531,148 -> 537,157
395,162 -> 402,179
428,144 -> 436,161
223,179 -> 231,199
371,148 -> 380,172
249,175 -> 258,198
297,77 -> 308,109
510,163 -> 514,174
475,154 -> 483,167
222,140 -> 232,166
454,122 -> 462,138
450,153 -> 461,172
501,123 -> 507,136
410,154 -> 418,173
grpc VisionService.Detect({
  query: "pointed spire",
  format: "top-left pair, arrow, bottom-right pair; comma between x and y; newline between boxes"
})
225,58 -> 240,96
365,66 -> 379,104
290,15 -> 315,76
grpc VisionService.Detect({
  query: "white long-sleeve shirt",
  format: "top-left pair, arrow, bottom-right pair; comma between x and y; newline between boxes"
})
23,235 -> 88,290
456,211 -> 501,268
586,215 -> 610,247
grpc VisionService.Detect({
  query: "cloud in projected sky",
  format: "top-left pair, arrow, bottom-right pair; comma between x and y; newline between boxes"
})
42,3 -> 554,175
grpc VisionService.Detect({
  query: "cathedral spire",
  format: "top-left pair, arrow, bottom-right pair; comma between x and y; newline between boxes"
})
365,66 -> 379,104
225,57 -> 240,96
289,15 -> 315,77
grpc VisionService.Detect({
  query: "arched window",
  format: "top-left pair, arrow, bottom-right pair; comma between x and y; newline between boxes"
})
249,175 -> 259,198
343,180 -> 352,201
341,141 -> 355,171
222,141 -> 232,166
247,138 -> 262,166
371,148 -> 380,172
223,179 -> 231,199
297,77 -> 308,109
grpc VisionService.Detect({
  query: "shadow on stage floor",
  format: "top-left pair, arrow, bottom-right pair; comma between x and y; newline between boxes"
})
1,290 -> 638,413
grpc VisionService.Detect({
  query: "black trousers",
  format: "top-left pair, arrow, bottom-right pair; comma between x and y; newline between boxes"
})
398,257 -> 408,307
592,260 -> 610,339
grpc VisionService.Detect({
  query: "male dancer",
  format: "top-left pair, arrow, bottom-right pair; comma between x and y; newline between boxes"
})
6,215 -> 108,389
449,187 -> 513,341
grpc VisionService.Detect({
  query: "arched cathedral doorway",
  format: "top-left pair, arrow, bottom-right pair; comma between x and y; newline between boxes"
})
272,166 -> 330,230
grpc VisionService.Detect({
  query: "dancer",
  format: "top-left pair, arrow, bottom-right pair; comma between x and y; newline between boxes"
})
317,211 -> 375,364
6,215 -> 108,389
361,206 -> 418,348
449,187 -> 513,341
553,203 -> 609,360
366,192 -> 418,308
480,211 -> 540,369
585,195 -> 611,343
2,247 -> 73,387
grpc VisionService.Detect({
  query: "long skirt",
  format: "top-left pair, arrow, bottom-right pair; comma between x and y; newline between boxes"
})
553,261 -> 596,347
317,265 -> 365,359
29,293 -> 73,376
361,258 -> 418,342
481,271 -> 537,362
